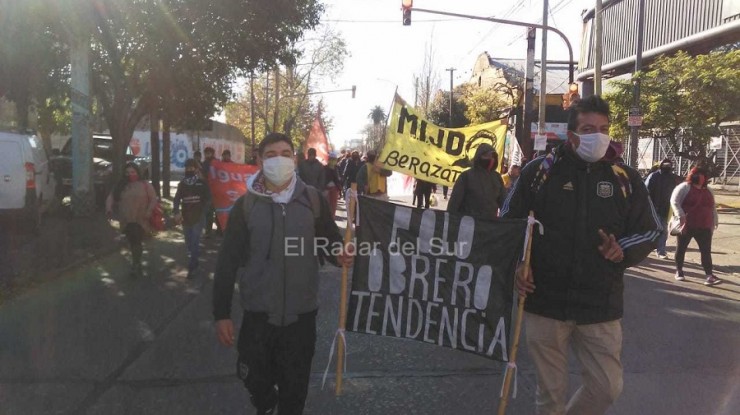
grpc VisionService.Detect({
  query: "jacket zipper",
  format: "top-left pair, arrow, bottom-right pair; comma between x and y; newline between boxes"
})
280,203 -> 287,326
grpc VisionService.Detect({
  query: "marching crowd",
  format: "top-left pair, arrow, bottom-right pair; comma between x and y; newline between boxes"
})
102,95 -> 722,415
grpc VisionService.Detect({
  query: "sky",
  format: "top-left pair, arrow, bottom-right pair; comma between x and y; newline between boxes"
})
309,0 -> 595,149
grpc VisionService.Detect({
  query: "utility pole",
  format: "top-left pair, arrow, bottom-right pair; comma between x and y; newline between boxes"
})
250,72 -> 256,149
537,0 -> 549,155
628,0 -> 647,167
445,68 -> 456,127
70,36 -> 94,216
522,28 -> 537,160
594,0 -> 603,95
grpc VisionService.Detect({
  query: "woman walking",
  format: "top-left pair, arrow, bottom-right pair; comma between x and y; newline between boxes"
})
106,162 -> 157,277
670,166 -> 721,286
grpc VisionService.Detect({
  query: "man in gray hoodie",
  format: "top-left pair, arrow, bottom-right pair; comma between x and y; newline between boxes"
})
213,133 -> 353,415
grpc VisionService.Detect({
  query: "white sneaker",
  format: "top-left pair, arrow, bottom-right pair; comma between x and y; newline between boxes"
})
704,275 -> 722,286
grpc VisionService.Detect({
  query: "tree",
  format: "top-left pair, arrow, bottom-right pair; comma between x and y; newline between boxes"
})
413,41 -> 440,117
459,83 -> 510,125
39,0 -> 325,178
225,25 -> 348,151
605,50 -> 740,160
0,0 -> 69,150
367,105 -> 386,149
427,87 -> 469,128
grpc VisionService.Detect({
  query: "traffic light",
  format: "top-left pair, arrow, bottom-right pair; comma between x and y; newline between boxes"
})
352,85 -> 356,98
562,83 -> 580,110
402,0 -> 412,26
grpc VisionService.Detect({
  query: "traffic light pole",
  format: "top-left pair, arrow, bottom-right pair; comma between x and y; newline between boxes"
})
410,7 -> 575,84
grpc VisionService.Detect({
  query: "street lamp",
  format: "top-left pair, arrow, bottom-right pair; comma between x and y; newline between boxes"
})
402,0 -> 412,26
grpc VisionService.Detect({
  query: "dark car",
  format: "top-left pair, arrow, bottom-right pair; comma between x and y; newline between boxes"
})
51,134 -> 151,206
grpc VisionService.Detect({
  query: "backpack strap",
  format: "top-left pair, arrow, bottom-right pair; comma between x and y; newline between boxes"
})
304,186 -> 322,220
242,191 -> 259,224
530,150 -> 559,194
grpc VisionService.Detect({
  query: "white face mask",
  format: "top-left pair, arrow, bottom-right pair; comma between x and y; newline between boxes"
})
262,156 -> 295,186
574,132 -> 611,163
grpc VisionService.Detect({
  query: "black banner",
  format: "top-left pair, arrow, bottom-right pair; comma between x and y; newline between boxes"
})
347,197 -> 527,362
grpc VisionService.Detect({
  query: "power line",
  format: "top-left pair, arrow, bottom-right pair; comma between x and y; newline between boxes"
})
322,18 -> 464,23
454,0 -> 527,65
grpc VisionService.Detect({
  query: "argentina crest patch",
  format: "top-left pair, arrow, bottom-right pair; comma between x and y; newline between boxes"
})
597,181 -> 614,198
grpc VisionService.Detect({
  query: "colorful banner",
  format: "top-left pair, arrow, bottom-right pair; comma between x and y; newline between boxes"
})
304,111 -> 330,165
347,197 -> 527,361
207,160 -> 259,229
380,94 -> 509,187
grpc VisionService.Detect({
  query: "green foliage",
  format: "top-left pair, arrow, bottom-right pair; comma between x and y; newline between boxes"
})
605,50 -> 740,153
459,83 -> 509,125
427,86 -> 469,128
226,25 -> 348,152
0,0 -> 69,138
1,0 -> 324,176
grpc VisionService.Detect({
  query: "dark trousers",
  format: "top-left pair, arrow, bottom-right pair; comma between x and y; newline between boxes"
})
442,186 -> 448,198
183,220 -> 204,270
124,223 -> 145,267
415,190 -> 431,209
675,228 -> 714,275
237,310 -> 317,415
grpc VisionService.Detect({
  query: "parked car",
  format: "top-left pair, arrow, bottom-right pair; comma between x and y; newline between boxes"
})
0,131 -> 56,233
52,134 -> 151,206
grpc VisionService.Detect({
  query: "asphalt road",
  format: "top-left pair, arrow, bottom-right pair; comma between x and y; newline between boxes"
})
1,202 -> 738,415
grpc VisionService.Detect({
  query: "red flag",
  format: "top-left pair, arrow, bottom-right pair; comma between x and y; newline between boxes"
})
207,160 -> 259,230
304,111 -> 330,165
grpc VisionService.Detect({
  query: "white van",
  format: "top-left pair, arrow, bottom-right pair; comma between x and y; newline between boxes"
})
0,131 -> 56,232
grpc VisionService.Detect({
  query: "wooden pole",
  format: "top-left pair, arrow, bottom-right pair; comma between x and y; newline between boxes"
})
497,211 -> 536,415
335,183 -> 357,396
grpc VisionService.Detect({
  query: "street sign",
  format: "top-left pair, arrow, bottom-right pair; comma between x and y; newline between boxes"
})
628,107 -> 643,127
534,134 -> 547,151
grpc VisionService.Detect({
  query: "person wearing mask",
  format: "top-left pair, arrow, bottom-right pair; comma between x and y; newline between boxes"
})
342,150 -> 363,194
447,143 -> 505,220
173,159 -> 211,278
221,149 -> 233,163
324,152 -> 341,219
213,132 -> 353,415
645,158 -> 681,259
670,165 -> 721,286
105,162 -> 157,277
501,164 -> 521,190
297,147 -> 325,190
501,95 -> 661,415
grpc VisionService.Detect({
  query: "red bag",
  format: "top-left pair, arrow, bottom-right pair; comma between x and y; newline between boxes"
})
149,201 -> 165,232
143,182 -> 165,233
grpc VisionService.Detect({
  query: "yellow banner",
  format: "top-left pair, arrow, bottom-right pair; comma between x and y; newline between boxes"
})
380,94 -> 508,188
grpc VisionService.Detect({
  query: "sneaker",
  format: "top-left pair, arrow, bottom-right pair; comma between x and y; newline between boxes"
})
704,275 -> 722,286
674,271 -> 685,281
657,253 -> 668,260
